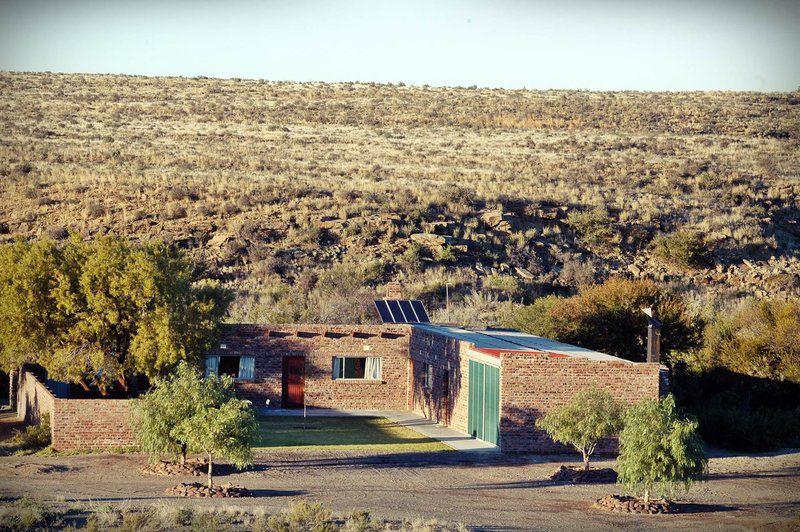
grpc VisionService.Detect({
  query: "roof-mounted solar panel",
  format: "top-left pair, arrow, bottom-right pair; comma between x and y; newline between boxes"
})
410,300 -> 430,322
374,300 -> 394,323
374,299 -> 431,324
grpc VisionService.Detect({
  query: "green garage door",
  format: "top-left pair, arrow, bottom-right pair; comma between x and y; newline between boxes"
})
468,359 -> 500,445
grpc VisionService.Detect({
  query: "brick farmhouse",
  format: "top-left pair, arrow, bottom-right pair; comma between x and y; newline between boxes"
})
18,320 -> 663,452
206,322 -> 664,452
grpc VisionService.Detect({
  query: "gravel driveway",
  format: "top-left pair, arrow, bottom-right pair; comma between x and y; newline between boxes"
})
0,448 -> 798,530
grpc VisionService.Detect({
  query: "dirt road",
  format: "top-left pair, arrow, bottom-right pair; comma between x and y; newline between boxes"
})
0,448 -> 798,530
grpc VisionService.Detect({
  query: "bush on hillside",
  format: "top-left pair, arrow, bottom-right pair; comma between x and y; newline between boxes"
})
506,278 -> 701,363
701,298 -> 800,384
653,230 -> 710,269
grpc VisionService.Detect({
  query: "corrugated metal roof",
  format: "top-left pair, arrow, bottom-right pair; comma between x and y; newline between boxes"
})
411,323 -> 633,363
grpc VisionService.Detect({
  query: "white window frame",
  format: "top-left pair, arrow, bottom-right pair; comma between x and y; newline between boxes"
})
332,356 -> 382,381
204,355 -> 255,381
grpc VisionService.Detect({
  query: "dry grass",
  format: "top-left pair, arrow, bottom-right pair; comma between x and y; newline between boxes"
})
1,72 -> 798,321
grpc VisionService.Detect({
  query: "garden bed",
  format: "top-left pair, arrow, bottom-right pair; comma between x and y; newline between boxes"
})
165,482 -> 249,498
550,465 -> 617,483
593,495 -> 673,514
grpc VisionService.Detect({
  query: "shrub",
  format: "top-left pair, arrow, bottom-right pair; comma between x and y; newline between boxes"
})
266,502 -> 337,532
702,298 -> 800,383
483,273 -> 521,298
10,414 -> 51,452
653,230 -> 709,269
398,242 -> 424,274
536,387 -> 623,470
566,207 -> 616,249
507,278 -> 701,362
617,395 -> 707,504
0,498 -> 46,531
436,245 -> 457,263
504,294 -> 561,339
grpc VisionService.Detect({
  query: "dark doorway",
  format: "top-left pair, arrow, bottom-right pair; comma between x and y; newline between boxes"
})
282,356 -> 305,408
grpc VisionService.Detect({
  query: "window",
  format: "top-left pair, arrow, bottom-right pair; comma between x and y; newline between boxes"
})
332,357 -> 382,380
421,362 -> 433,388
204,356 -> 254,380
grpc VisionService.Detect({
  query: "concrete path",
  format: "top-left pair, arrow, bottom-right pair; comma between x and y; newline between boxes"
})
259,407 -> 499,452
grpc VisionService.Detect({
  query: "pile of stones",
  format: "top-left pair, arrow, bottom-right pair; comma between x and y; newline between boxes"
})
165,482 -> 249,498
550,465 -> 618,483
140,459 -> 206,476
593,495 -> 673,514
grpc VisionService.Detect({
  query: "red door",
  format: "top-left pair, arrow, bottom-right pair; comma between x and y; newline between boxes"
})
282,356 -> 305,408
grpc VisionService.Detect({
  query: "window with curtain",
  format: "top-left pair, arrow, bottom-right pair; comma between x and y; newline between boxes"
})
332,357 -> 382,380
421,362 -> 432,388
204,355 -> 255,380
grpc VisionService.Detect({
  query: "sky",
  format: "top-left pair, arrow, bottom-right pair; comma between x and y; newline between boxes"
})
1,0 -> 798,91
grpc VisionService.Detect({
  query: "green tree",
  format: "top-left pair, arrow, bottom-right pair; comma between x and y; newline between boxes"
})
130,362 -> 204,465
0,235 -> 231,394
702,298 -> 800,383
506,278 -> 701,363
0,239 -> 72,405
617,395 -> 707,504
173,373 -> 257,488
536,387 -> 623,470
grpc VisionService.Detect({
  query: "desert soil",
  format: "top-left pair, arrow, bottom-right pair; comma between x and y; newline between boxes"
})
0,448 -> 798,531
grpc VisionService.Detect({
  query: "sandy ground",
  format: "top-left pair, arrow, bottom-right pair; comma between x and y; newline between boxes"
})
0,447 -> 798,531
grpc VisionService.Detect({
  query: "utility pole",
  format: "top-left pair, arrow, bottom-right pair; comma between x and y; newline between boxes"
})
445,282 -> 452,323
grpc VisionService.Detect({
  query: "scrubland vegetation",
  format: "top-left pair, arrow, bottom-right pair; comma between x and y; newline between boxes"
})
1,72 -> 799,452
0,498 -> 466,531
1,72 -> 798,324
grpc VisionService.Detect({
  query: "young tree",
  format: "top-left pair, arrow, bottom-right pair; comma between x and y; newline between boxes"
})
173,374 -> 258,488
130,362 -> 203,465
617,395 -> 707,504
536,387 -> 623,471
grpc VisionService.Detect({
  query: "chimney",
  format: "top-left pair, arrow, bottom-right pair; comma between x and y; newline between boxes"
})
642,307 -> 662,363
385,281 -> 403,299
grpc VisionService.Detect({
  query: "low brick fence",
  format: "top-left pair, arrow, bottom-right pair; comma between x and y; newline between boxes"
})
17,369 -> 136,451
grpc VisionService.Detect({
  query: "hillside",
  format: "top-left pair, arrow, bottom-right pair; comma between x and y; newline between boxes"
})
1,72 -> 799,323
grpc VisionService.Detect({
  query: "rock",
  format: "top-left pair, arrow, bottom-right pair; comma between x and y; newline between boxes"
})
627,264 -> 642,277
480,210 -> 514,233
410,233 -> 451,248
515,267 -> 535,280
166,482 -> 248,498
593,494 -> 673,514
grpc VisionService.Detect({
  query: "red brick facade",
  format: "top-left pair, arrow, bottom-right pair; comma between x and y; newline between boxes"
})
212,324 -> 412,411
499,353 -> 661,453
408,327 -> 472,435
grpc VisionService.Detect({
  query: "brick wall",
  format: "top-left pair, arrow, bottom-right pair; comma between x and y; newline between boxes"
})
408,328 -> 471,434
17,369 -> 55,424
17,369 -> 136,451
51,399 -> 135,450
499,353 -> 661,453
213,324 -> 412,410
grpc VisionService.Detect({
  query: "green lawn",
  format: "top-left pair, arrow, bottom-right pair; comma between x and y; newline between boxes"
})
254,415 -> 451,452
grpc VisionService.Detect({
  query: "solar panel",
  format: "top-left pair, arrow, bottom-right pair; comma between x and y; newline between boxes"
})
387,300 -> 404,322
374,300 -> 393,323
398,300 -> 416,322
374,299 -> 431,324
410,300 -> 430,322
